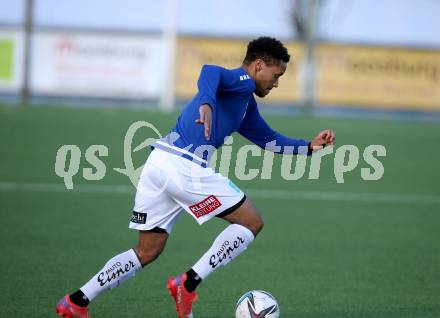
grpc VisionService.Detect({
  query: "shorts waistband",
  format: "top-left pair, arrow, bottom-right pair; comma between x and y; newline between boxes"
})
152,142 -> 208,168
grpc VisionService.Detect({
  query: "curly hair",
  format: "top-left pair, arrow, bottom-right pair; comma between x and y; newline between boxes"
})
243,37 -> 290,65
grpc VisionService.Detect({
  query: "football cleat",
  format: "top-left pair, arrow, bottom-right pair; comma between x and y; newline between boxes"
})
56,295 -> 90,318
167,273 -> 198,318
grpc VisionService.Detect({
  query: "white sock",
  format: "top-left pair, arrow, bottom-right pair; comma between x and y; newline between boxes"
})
80,249 -> 142,301
192,224 -> 255,280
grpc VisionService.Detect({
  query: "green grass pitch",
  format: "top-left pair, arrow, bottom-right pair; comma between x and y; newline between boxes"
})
0,104 -> 439,317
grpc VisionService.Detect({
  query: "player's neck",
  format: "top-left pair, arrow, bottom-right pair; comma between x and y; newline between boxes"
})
241,63 -> 256,81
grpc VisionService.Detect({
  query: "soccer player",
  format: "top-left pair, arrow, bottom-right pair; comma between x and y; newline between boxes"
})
56,36 -> 335,318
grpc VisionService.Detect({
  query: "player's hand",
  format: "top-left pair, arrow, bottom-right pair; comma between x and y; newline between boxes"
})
310,129 -> 336,150
195,104 -> 212,140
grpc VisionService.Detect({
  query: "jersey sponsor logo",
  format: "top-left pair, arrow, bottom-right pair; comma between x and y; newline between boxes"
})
189,195 -> 222,218
131,211 -> 147,224
240,74 -> 250,81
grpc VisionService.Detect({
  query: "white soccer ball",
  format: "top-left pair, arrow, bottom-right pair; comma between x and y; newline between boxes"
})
235,290 -> 280,318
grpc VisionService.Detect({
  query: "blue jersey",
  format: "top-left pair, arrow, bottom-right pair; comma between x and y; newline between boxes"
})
153,65 -> 310,166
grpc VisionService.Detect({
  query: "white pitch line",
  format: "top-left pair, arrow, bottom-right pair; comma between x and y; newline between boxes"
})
246,189 -> 440,205
0,181 -> 439,205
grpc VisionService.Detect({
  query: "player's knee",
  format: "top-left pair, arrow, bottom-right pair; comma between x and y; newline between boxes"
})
134,243 -> 165,266
222,198 -> 264,236
252,215 -> 264,236
244,214 -> 264,237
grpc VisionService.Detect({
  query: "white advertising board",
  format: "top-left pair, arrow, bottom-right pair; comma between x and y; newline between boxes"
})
0,29 -> 24,92
30,32 -> 166,98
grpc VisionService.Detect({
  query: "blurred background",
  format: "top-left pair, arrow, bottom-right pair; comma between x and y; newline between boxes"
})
1,0 -> 439,119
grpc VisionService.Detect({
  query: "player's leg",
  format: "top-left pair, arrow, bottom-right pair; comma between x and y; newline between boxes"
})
184,197 -> 263,292
150,148 -> 260,317
219,197 -> 264,235
57,149 -> 180,317
134,229 -> 169,266
72,230 -> 168,304
56,230 -> 168,317
167,196 -> 260,318
167,196 -> 261,318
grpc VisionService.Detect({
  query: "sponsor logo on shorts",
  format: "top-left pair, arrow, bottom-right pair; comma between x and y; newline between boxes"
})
131,211 -> 147,224
189,195 -> 222,218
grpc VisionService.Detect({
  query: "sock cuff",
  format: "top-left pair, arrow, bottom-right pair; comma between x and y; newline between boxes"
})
230,224 -> 255,242
129,248 -> 142,269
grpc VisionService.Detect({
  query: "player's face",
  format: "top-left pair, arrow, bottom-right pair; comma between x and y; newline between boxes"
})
253,60 -> 287,98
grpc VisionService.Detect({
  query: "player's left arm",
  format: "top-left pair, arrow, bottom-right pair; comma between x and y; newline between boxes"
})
237,98 -> 335,154
309,129 -> 336,150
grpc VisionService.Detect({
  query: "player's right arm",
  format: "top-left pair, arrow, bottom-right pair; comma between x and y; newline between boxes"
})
197,65 -> 248,110
195,65 -> 245,140
197,65 -> 222,110
195,65 -> 223,140
195,104 -> 212,140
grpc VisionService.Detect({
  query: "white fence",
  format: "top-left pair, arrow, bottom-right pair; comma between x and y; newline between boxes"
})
30,32 -> 166,99
0,28 -> 171,104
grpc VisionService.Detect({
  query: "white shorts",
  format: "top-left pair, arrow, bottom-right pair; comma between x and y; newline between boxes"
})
129,148 -> 245,233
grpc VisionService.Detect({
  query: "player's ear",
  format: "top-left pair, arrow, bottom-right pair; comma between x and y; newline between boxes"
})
255,59 -> 263,72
